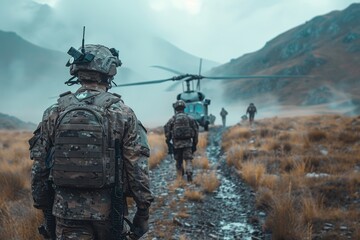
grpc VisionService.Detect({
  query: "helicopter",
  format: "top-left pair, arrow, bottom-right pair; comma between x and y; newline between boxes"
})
115,59 -> 307,131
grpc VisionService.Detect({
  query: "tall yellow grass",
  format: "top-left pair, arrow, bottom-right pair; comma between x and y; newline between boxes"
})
148,132 -> 167,169
0,131 -> 42,240
222,115 -> 360,239
194,171 -> 220,193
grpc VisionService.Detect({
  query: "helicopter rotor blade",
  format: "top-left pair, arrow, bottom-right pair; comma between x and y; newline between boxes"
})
165,81 -> 182,91
203,75 -> 312,80
114,78 -> 175,87
198,58 -> 203,75
197,59 -> 202,90
151,65 -> 184,75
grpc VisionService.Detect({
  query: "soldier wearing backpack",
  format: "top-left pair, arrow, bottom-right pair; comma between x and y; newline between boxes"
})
220,107 -> 228,127
164,100 -> 199,182
29,44 -> 153,240
246,103 -> 257,125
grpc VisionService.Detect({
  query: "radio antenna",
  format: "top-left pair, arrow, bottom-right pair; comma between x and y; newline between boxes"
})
81,26 -> 85,54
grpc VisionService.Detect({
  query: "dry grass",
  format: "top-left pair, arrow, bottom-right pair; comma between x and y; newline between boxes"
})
222,115 -> 360,239
241,161 -> 266,189
197,132 -> 208,152
307,129 -> 327,142
192,156 -> 210,169
148,132 -> 167,169
194,171 -> 220,193
222,126 -> 250,150
226,145 -> 245,168
184,190 -> 204,201
266,194 -> 309,240
0,131 -> 43,240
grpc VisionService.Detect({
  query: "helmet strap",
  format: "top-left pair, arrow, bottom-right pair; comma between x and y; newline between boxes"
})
64,76 -> 80,86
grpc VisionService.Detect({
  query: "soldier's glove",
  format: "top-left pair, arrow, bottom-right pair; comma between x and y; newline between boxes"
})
131,208 -> 149,239
192,145 -> 197,153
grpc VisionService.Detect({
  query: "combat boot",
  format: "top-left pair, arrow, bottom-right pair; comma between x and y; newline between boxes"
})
177,168 -> 184,178
186,172 -> 193,182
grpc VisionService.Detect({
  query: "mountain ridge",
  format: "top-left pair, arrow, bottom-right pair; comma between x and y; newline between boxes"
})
0,112 -> 36,130
211,3 -> 360,109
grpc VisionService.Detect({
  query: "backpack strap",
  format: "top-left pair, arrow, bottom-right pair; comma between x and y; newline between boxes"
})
94,92 -> 122,109
57,92 -> 80,111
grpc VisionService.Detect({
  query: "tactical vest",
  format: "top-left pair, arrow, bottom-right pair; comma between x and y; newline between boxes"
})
248,106 -> 256,113
52,92 -> 120,189
172,113 -> 194,140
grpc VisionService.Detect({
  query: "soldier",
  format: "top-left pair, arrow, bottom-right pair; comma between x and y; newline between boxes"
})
246,103 -> 257,125
209,113 -> 216,125
164,100 -> 199,182
29,43 -> 153,240
220,107 -> 228,127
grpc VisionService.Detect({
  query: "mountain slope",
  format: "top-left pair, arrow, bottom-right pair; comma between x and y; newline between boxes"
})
212,3 -> 360,107
0,29 -> 220,124
0,30 -> 67,84
0,113 -> 36,130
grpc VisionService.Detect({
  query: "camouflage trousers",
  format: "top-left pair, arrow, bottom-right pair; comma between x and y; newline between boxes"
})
56,217 -> 112,240
249,113 -> 255,125
221,117 -> 226,127
173,147 -> 193,176
249,113 -> 255,121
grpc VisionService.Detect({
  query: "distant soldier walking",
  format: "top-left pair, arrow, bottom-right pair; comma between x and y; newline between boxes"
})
209,113 -> 216,125
246,103 -> 257,125
29,40 -> 153,239
164,100 -> 199,182
220,107 -> 228,127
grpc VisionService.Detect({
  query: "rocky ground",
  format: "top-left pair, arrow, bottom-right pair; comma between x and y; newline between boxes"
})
142,126 -> 269,240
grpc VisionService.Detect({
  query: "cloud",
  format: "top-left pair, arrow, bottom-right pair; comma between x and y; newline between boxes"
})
0,0 -> 356,125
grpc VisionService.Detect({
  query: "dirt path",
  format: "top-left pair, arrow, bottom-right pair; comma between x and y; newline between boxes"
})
145,126 -> 267,239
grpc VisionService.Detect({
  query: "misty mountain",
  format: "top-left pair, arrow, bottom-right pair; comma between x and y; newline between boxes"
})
0,27 -> 219,124
212,3 -> 360,108
0,112 -> 36,130
0,30 -> 67,84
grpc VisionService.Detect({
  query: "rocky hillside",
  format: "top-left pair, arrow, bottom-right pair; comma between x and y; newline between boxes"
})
212,3 -> 360,108
0,113 -> 36,130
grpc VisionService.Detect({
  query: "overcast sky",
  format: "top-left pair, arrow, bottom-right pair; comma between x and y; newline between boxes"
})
1,0 -> 356,63
0,0 -> 357,126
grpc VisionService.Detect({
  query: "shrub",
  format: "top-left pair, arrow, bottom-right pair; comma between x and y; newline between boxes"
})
194,171 -> 220,193
307,129 -> 327,142
184,190 -> 204,201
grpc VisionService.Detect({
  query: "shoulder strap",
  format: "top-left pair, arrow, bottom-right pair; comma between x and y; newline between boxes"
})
94,92 -> 121,109
57,93 -> 79,111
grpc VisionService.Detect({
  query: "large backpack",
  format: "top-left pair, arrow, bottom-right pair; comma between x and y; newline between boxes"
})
172,113 -> 194,140
52,92 -> 120,189
248,106 -> 256,113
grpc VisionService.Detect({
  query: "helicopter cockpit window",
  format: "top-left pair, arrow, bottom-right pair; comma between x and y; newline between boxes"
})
185,103 -> 204,114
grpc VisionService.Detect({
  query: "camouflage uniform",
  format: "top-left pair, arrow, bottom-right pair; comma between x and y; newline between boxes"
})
246,103 -> 257,125
164,110 -> 199,180
220,107 -> 228,127
30,85 -> 154,239
209,114 -> 216,125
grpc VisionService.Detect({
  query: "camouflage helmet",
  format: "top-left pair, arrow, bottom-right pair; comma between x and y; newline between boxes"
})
69,44 -> 122,80
173,100 -> 186,110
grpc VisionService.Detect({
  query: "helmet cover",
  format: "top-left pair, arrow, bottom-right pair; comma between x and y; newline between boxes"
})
69,44 -> 121,77
173,100 -> 186,110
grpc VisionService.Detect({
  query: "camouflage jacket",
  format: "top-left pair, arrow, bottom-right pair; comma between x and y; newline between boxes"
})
246,105 -> 257,114
164,111 -> 199,149
29,85 -> 153,221
220,108 -> 228,117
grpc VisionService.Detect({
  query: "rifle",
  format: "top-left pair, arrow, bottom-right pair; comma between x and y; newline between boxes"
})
38,147 -> 56,240
111,139 -> 125,240
38,180 -> 56,240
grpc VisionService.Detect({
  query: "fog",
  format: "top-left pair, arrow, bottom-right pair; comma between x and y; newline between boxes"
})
0,0 -> 356,127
